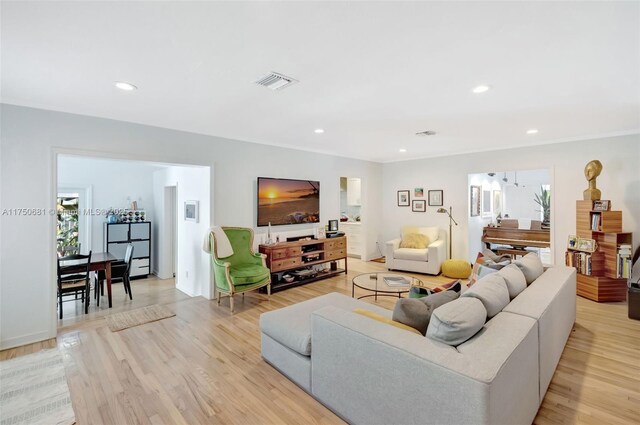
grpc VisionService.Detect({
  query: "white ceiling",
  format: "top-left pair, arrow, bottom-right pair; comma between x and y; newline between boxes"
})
2,1 -> 639,163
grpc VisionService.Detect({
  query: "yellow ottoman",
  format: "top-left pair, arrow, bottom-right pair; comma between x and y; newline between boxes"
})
442,259 -> 472,279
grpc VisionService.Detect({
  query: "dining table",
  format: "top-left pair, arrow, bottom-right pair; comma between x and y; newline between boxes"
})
59,252 -> 117,308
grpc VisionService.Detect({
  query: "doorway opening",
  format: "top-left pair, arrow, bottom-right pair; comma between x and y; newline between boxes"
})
467,169 -> 552,265
55,154 -> 211,326
339,176 -> 365,259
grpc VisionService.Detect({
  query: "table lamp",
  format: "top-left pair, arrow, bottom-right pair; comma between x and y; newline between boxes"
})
437,207 -> 458,259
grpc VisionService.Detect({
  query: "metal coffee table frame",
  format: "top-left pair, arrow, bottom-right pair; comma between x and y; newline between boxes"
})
351,272 -> 423,301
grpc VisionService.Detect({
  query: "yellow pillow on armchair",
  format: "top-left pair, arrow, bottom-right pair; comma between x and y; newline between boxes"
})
399,233 -> 430,249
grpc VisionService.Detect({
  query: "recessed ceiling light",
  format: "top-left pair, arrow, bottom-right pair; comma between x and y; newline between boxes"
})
314,128 -> 324,134
526,129 -> 539,135
114,81 -> 137,91
472,85 -> 490,94
399,148 -> 407,153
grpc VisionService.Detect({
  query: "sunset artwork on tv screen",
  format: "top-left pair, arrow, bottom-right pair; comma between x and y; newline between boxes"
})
257,177 -> 320,226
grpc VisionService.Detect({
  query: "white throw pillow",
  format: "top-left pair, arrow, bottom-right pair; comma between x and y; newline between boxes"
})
418,227 -> 439,243
426,298 -> 487,346
497,264 -> 527,299
514,253 -> 544,284
462,273 -> 510,318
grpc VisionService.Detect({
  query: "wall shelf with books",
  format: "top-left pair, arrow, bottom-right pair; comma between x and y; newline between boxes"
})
567,200 -> 631,302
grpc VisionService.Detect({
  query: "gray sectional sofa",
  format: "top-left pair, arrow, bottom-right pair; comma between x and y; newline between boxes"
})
260,266 -> 577,425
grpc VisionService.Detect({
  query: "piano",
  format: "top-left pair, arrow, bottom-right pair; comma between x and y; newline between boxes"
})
481,226 -> 550,250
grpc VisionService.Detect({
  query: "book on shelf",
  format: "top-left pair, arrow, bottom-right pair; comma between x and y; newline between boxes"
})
565,250 -> 592,275
384,276 -> 410,286
591,213 -> 601,231
617,244 -> 632,279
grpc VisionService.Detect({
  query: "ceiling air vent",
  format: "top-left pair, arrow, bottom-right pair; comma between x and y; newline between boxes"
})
254,72 -> 298,91
416,130 -> 437,136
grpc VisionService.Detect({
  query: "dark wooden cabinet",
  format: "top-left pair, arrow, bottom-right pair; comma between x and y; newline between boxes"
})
259,236 -> 348,292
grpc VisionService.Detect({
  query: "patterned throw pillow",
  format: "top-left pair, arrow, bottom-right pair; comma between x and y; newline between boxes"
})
468,252 -> 511,286
399,233 -> 430,249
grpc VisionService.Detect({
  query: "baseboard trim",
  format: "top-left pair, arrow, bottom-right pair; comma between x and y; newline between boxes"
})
0,329 -> 56,351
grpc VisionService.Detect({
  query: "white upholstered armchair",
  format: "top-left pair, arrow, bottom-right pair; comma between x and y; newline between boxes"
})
385,226 -> 447,275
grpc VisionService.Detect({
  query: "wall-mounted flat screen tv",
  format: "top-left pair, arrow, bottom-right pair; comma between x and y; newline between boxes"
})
257,177 -> 320,226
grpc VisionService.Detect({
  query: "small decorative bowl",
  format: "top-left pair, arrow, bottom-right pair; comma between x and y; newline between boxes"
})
282,275 -> 294,283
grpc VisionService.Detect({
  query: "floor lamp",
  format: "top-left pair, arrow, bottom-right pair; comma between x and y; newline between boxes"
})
437,207 -> 458,259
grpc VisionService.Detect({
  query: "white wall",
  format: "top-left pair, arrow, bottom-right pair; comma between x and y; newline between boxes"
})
467,174 -> 503,261
57,156 -> 160,253
382,135 -> 640,265
0,104 -> 382,349
153,165 -> 211,298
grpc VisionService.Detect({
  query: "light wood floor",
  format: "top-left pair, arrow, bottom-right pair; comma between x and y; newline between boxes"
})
57,276 -> 188,328
2,260 -> 639,424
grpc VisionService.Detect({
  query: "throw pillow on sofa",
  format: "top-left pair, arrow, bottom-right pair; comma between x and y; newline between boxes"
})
497,264 -> 527,299
399,233 -> 430,249
426,297 -> 487,346
514,252 -> 544,284
468,252 -> 510,286
392,290 -> 459,335
482,248 -> 512,263
462,273 -> 510,318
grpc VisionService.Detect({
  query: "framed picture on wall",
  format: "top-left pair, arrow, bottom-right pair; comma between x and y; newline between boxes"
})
482,190 -> 492,217
412,200 -> 426,212
397,190 -> 410,207
185,200 -> 199,222
493,190 -> 502,215
414,188 -> 424,197
428,190 -> 443,206
470,186 -> 481,217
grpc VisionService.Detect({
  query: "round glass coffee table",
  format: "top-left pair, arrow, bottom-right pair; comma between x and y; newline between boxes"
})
352,272 -> 423,301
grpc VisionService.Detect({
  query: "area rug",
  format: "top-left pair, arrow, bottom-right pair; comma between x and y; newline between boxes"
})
0,348 -> 75,425
370,257 -> 386,263
105,304 -> 175,332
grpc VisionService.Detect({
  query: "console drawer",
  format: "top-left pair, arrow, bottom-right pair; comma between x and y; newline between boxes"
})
271,257 -> 301,272
271,247 -> 302,260
325,239 -> 346,250
326,249 -> 346,260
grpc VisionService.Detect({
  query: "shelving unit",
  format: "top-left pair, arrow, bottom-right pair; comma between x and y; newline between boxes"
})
259,236 -> 348,292
104,221 -> 151,279
568,200 -> 631,302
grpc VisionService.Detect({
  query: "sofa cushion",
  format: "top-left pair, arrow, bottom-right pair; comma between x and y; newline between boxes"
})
426,297 -> 487,345
392,290 -> 459,334
462,274 -> 510,318
260,292 -> 390,356
394,248 -> 429,262
497,264 -> 527,299
353,308 -> 421,335
514,253 -> 544,284
399,233 -> 430,249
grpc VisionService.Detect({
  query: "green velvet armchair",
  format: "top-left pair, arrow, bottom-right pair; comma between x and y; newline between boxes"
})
209,227 -> 271,312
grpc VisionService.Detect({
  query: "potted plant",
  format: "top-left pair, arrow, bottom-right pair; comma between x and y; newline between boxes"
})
534,186 -> 551,228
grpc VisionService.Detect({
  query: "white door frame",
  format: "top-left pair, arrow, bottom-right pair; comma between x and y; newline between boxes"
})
49,148 -> 213,338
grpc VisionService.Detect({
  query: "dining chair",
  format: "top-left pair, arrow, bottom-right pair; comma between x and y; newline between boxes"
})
96,244 -> 134,305
57,251 -> 92,319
